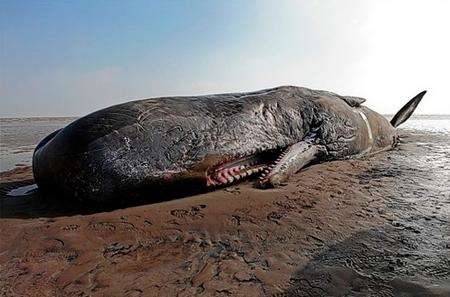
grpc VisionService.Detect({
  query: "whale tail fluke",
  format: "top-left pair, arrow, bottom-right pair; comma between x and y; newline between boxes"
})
390,90 -> 427,128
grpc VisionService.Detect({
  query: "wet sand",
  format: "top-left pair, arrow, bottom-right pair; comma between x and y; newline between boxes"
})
0,117 -> 76,172
0,130 -> 449,296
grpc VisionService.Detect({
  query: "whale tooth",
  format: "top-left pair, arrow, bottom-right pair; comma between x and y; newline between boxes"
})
260,173 -> 269,180
218,177 -> 228,184
217,173 -> 228,184
233,167 -> 241,173
222,171 -> 233,179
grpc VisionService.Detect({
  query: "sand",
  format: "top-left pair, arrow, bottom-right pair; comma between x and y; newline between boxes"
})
0,130 -> 449,296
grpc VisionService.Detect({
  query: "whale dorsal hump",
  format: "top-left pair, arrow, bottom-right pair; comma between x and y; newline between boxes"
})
341,96 -> 366,107
310,89 -> 366,107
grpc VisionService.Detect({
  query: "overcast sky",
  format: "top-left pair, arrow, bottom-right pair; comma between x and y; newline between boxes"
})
1,0 -> 449,117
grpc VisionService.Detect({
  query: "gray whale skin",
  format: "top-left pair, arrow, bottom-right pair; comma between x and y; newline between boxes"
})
33,86 -> 426,203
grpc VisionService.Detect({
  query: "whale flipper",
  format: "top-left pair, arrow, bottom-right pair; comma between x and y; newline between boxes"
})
257,134 -> 324,188
390,91 -> 427,128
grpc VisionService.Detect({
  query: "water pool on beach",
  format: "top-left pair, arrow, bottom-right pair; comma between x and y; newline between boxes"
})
0,117 -> 76,172
395,114 -> 450,134
0,115 -> 449,173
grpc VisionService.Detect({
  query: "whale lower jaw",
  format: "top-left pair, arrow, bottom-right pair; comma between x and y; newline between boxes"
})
205,149 -> 281,187
205,133 -> 320,188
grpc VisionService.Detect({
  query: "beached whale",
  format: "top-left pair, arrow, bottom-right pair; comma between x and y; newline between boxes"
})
33,86 -> 425,202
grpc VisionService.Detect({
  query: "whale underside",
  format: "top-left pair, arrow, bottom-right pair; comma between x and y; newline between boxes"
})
32,86 -> 426,203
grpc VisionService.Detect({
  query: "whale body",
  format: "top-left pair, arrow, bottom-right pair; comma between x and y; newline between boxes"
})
32,86 -> 426,202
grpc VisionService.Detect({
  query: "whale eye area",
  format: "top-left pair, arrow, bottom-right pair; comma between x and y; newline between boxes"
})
206,149 -> 283,186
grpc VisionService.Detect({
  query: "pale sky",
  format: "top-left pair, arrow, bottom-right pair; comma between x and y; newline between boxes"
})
1,0 -> 449,117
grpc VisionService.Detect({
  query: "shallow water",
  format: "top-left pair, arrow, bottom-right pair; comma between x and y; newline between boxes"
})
395,115 -> 450,134
0,117 -> 76,172
0,115 -> 449,173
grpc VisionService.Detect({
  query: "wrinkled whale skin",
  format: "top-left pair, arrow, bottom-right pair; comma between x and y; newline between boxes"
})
33,86 -> 399,202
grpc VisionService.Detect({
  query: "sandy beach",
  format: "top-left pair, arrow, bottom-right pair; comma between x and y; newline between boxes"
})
0,125 -> 449,296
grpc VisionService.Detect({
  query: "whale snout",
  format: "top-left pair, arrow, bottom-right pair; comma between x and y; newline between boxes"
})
32,113 -> 141,202
33,127 -> 108,201
32,106 -> 198,202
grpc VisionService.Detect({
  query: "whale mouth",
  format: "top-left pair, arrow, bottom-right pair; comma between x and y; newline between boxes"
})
206,149 -> 282,186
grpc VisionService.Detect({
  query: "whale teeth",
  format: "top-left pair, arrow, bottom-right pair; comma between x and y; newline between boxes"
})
219,178 -> 228,184
217,172 -> 228,184
252,167 -> 262,173
231,167 -> 240,173
224,169 -> 232,176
